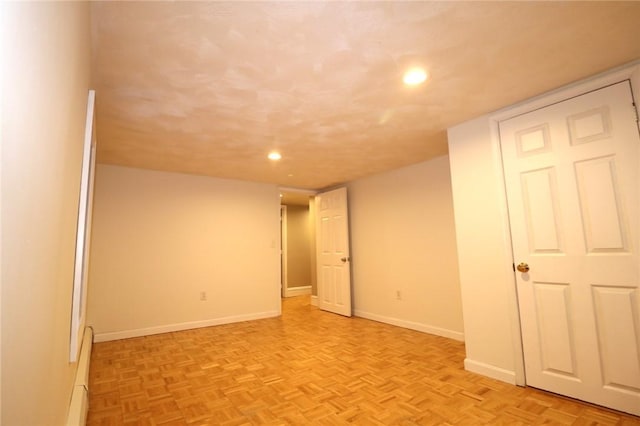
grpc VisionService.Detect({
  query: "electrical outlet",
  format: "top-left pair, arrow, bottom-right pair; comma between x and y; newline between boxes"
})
200,291 -> 207,301
396,290 -> 401,300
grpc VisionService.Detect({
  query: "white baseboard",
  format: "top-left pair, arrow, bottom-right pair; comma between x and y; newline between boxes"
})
93,310 -> 279,342
464,358 -> 517,385
284,285 -> 311,297
310,295 -> 318,306
353,309 -> 465,342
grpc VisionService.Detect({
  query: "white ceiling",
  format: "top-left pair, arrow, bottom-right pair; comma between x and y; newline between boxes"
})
91,1 -> 640,190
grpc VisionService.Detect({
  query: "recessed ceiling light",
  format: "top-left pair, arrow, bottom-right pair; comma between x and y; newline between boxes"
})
403,68 -> 428,86
268,151 -> 282,161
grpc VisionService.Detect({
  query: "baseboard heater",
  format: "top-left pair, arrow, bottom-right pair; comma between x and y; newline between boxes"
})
67,326 -> 93,426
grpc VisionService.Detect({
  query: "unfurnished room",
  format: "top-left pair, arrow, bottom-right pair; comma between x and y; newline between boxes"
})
2,1 -> 640,425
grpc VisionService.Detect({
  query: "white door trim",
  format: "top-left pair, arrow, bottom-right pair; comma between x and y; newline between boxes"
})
488,60 -> 640,387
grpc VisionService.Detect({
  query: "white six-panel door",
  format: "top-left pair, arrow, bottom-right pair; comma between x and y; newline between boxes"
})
499,81 -> 640,415
316,187 -> 352,317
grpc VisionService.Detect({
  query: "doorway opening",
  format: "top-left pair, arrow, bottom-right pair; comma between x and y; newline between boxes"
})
279,190 -> 317,304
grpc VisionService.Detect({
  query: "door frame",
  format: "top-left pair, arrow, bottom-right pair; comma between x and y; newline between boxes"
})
488,61 -> 640,387
278,187 -> 317,303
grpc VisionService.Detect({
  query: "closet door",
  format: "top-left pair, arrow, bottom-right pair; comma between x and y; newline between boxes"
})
499,81 -> 640,415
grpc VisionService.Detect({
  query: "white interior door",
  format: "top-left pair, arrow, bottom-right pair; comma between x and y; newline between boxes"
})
499,81 -> 640,415
316,187 -> 352,316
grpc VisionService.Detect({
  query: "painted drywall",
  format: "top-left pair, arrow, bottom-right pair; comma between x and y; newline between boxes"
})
447,117 -> 520,383
1,2 -> 91,424
284,204 -> 312,289
348,156 -> 464,340
87,165 -> 281,340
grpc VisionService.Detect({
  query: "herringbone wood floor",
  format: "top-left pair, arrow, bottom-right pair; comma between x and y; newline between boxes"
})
88,296 -> 640,425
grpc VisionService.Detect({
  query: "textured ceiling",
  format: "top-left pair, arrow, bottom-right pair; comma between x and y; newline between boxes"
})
91,1 -> 640,190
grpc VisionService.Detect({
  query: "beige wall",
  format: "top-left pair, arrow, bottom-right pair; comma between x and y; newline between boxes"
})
447,117 -> 521,383
1,2 -> 91,424
87,165 -> 281,340
284,204 -> 312,289
348,156 -> 464,340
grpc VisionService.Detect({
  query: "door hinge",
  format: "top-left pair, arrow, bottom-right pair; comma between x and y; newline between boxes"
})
633,102 -> 639,123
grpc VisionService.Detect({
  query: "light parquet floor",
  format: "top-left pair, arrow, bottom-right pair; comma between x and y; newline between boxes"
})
88,296 -> 640,425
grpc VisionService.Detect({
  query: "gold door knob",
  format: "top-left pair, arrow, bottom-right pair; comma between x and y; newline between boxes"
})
517,262 -> 530,273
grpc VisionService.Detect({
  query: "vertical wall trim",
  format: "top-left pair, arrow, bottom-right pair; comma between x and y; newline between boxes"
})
69,90 -> 96,363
